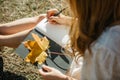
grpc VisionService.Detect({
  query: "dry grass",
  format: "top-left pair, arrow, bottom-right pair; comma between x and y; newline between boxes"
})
0,0 -> 67,23
0,0 -> 68,80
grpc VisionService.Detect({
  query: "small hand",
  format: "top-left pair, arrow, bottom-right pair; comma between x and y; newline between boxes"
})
39,65 -> 68,80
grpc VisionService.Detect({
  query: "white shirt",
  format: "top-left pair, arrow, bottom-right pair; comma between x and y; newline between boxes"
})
69,25 -> 120,80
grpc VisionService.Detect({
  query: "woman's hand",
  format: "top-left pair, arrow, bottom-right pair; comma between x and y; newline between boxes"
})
39,65 -> 68,80
47,9 -> 72,26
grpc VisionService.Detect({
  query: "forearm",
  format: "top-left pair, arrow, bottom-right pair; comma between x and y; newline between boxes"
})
0,29 -> 32,48
0,14 -> 45,35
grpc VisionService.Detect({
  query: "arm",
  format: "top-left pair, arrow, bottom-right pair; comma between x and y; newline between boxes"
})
0,14 -> 46,35
0,29 -> 32,48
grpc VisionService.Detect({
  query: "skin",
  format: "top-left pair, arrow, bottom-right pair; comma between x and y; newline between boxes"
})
39,65 -> 77,80
0,29 -> 32,48
0,8 -> 74,79
39,0 -> 120,79
39,65 -> 68,80
0,14 -> 46,48
0,10 -> 72,48
47,9 -> 72,26
39,9 -> 77,80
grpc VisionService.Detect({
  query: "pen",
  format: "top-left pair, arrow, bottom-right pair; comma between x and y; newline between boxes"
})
53,7 -> 67,16
45,7 -> 67,22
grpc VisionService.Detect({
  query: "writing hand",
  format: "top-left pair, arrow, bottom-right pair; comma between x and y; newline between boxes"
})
46,9 -> 72,26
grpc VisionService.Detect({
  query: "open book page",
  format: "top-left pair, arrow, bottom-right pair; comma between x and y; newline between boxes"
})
15,18 -> 71,73
35,18 -> 70,47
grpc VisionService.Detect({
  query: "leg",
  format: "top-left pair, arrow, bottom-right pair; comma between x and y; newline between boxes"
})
0,56 -> 3,80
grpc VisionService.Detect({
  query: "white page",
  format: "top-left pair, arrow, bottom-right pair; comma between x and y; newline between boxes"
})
35,18 -> 70,47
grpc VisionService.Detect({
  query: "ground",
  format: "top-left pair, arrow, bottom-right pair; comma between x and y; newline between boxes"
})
0,0 -> 67,80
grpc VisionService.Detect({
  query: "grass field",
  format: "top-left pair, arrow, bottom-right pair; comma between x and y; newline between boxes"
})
0,0 -> 67,80
0,0 -> 66,23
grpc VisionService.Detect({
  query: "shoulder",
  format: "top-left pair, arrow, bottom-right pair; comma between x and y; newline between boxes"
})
80,25 -> 120,79
96,25 -> 120,54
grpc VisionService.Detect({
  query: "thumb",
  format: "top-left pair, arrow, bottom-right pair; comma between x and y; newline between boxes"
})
42,65 -> 53,72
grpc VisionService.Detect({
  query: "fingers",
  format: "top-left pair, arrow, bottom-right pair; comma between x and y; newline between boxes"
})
48,15 -> 68,25
39,68 -> 47,76
39,65 -> 52,77
47,9 -> 58,19
48,16 -> 59,24
46,9 -> 68,25
39,65 -> 69,80
42,65 -> 53,72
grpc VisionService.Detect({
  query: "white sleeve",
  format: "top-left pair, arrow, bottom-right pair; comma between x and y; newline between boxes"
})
81,26 -> 120,80
68,26 -> 120,80
68,57 -> 83,80
81,40 -> 120,80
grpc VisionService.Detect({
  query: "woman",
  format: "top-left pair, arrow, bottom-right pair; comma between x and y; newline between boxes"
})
39,0 -> 120,80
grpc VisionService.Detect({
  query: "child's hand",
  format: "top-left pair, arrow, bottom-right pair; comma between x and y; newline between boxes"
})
39,65 -> 68,80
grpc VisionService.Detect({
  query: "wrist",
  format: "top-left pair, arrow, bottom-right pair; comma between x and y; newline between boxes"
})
65,16 -> 72,26
64,75 -> 77,80
63,75 -> 69,80
36,14 -> 46,23
64,75 -> 73,80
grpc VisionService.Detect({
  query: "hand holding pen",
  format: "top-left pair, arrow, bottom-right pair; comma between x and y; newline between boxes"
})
52,7 -> 67,16
46,7 -> 67,24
